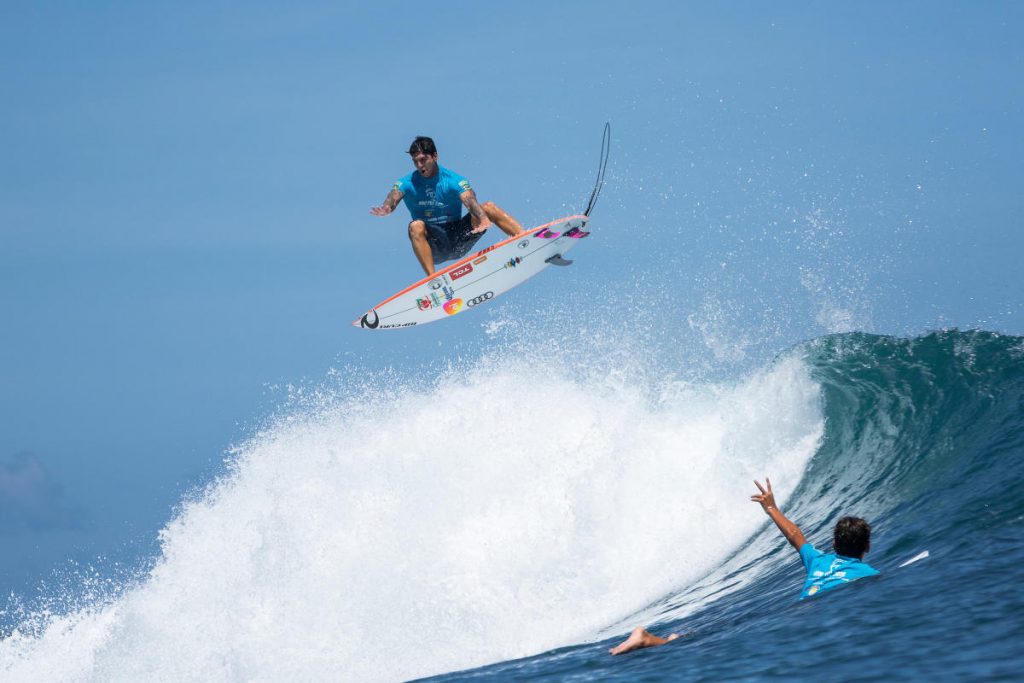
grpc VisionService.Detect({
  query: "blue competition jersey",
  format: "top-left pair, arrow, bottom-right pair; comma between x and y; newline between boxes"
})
394,165 -> 472,228
799,543 -> 880,599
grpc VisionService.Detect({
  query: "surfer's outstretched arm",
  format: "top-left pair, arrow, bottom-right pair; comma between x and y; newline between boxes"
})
608,626 -> 679,656
371,188 -> 403,216
751,478 -> 807,551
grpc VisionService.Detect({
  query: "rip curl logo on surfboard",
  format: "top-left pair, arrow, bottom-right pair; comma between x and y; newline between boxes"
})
360,309 -> 380,329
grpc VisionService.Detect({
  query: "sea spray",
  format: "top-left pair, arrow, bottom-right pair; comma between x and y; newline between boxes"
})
0,350 -> 822,682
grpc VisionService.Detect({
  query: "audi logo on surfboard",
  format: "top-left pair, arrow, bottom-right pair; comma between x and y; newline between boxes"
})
467,292 -> 494,307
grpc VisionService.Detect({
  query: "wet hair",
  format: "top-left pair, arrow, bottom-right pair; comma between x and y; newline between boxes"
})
833,517 -> 871,558
408,136 -> 437,157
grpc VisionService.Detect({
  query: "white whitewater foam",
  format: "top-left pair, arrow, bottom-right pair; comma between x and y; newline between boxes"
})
0,352 -> 823,682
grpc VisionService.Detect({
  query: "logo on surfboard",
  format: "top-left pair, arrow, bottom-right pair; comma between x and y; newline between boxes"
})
467,292 -> 494,307
360,310 -> 380,329
450,263 -> 474,280
419,287 -> 456,312
443,299 -> 463,315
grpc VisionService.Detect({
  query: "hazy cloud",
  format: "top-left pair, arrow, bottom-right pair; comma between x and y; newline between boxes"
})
0,452 -> 87,534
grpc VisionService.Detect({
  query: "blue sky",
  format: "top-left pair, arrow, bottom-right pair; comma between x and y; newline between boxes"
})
2,2 -> 1022,598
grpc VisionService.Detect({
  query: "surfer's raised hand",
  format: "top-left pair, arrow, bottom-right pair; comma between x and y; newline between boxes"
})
370,204 -> 393,216
751,478 -> 777,513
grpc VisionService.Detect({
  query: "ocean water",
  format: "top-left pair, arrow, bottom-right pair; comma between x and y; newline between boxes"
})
2,329 -> 1023,681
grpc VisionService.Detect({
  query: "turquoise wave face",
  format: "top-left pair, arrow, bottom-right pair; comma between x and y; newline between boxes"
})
798,330 -> 1024,538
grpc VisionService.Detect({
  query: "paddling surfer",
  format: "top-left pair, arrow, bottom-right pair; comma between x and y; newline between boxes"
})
608,477 -> 880,656
750,477 -> 879,599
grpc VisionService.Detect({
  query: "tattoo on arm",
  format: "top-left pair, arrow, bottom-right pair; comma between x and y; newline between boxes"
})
462,190 -> 487,221
385,188 -> 403,211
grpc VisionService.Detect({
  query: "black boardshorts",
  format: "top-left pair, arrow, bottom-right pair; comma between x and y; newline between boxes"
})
426,214 -> 485,265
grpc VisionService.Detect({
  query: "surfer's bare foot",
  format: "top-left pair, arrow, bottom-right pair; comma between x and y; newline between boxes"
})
608,627 -> 678,655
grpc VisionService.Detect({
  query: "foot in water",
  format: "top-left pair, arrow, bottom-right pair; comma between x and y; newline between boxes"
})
608,626 -> 679,655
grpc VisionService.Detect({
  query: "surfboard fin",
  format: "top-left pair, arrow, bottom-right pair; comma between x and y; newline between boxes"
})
545,254 -> 573,266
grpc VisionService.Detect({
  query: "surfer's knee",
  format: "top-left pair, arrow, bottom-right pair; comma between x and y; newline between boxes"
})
408,220 -> 428,240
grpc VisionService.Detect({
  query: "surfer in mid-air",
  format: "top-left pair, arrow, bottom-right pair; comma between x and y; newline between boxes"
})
370,136 -> 524,276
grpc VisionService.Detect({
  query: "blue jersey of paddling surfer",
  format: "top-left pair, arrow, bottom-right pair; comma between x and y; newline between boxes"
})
370,136 -> 524,275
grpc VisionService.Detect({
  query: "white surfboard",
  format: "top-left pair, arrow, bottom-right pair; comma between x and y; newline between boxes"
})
353,215 -> 590,330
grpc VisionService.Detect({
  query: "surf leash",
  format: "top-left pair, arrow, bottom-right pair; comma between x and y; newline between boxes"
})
582,122 -> 611,217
